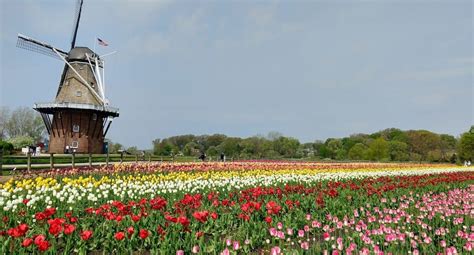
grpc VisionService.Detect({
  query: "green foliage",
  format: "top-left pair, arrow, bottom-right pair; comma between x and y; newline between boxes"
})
6,135 -> 34,149
367,138 -> 390,161
0,140 -> 14,155
2,107 -> 45,141
458,130 -> 474,161
150,128 -> 462,163
183,142 -> 200,156
406,130 -> 441,161
107,140 -> 124,154
388,141 -> 409,161
348,143 -> 367,160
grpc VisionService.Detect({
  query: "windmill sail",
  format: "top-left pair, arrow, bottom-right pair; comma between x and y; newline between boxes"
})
56,0 -> 84,97
16,34 -> 68,60
70,0 -> 84,50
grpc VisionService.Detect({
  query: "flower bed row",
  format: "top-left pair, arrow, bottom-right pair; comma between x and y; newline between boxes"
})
0,163 -> 473,254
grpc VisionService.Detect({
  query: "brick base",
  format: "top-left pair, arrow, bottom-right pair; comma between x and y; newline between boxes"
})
47,110 -> 106,154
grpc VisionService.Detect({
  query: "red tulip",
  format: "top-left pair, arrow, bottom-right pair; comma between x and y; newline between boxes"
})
21,238 -> 33,247
115,232 -> 125,241
34,235 -> 46,245
36,240 -> 50,251
177,216 -> 190,227
139,229 -> 149,239
265,216 -> 272,224
127,226 -> 135,236
63,224 -> 75,235
80,230 -> 93,241
192,211 -> 209,223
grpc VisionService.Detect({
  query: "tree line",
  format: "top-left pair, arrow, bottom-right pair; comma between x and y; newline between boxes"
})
1,106 -> 472,163
0,107 -> 45,153
152,127 -> 474,163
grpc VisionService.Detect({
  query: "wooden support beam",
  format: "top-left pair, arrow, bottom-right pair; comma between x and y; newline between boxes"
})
70,112 -> 74,138
90,115 -> 99,139
78,111 -> 82,138
59,112 -> 65,136
97,116 -> 107,139
27,152 -> 31,171
86,113 -> 92,137
103,120 -> 112,137
50,153 -> 54,169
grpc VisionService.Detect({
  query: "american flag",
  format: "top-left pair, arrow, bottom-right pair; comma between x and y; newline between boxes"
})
97,38 -> 109,46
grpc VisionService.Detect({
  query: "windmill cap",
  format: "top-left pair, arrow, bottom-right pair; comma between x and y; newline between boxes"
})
68,47 -> 98,61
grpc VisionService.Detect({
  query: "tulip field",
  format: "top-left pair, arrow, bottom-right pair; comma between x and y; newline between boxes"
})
0,162 -> 473,254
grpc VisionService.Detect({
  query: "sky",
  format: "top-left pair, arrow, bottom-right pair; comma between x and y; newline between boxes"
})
0,0 -> 473,149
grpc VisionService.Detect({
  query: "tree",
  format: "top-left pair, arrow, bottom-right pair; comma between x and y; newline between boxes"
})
388,141 -> 409,161
273,137 -> 300,158
267,131 -> 283,141
367,138 -> 389,161
348,143 -> 367,160
0,107 -> 10,140
126,146 -> 139,155
7,135 -> 35,149
458,129 -> 474,161
183,142 -> 200,156
4,107 -> 45,141
406,130 -> 441,161
439,134 -> 457,161
427,149 -> 442,162
206,146 -> 219,157
325,139 -> 343,159
0,140 -> 14,155
219,138 -> 242,157
106,139 -> 124,154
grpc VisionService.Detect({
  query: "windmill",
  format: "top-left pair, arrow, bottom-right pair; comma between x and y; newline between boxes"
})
16,0 -> 119,154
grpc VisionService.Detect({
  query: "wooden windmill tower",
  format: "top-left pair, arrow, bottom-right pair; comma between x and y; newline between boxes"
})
16,0 -> 119,154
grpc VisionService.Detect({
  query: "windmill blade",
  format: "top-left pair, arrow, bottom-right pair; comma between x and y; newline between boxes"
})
17,34 -> 68,60
70,0 -> 84,49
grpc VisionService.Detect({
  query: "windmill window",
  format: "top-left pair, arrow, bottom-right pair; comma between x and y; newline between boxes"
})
92,113 -> 97,120
71,141 -> 79,148
73,124 -> 80,133
76,91 -> 82,97
65,80 -> 70,85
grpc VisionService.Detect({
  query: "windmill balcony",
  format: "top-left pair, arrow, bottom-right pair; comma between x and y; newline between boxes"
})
34,102 -> 119,117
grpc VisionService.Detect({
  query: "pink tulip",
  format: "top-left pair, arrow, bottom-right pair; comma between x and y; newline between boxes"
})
269,228 -> 277,236
220,248 -> 230,255
464,242 -> 473,252
336,237 -> 343,250
271,246 -> 281,255
440,240 -> 447,247
233,241 -> 240,250
176,250 -> 184,255
192,245 -> 200,254
300,241 -> 309,250
298,230 -> 304,237
277,222 -> 283,230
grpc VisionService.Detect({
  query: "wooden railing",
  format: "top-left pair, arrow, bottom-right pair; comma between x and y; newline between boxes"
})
0,151 -> 197,171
